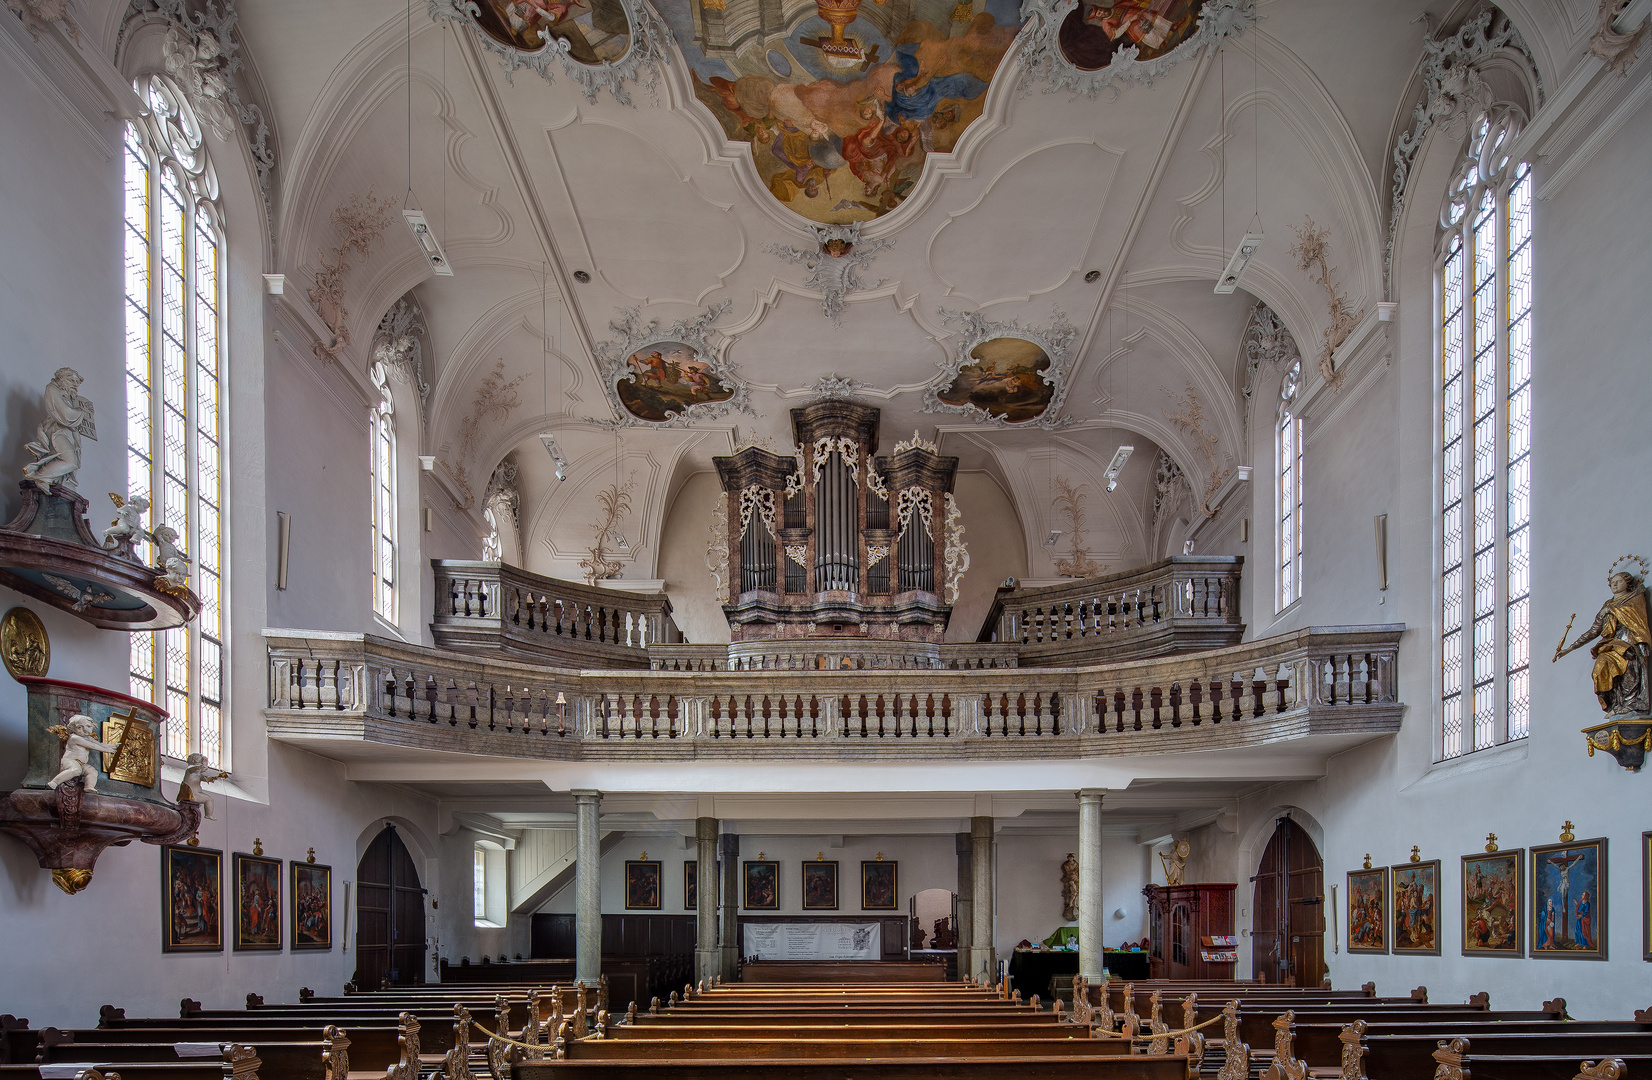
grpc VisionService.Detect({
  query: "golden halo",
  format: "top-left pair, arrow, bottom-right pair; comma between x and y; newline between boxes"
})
1607,553 -> 1648,583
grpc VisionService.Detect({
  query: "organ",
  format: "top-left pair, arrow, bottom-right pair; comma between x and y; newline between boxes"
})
712,401 -> 964,642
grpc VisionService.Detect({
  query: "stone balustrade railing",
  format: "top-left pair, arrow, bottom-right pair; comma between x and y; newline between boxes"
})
265,624 -> 1402,759
431,561 -> 678,669
648,640 -> 1018,671
981,557 -> 1245,666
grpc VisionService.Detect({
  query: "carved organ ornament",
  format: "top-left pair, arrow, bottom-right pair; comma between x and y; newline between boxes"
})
711,402 -> 962,642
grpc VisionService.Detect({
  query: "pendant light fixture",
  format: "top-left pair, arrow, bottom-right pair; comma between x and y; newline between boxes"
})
402,0 -> 453,276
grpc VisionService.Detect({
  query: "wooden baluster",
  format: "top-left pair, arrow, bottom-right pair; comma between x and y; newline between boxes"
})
1188,679 -> 1203,725
1250,673 -> 1266,718
1147,686 -> 1162,729
1131,687 -> 1144,731
1276,666 -> 1292,713
1168,682 -> 1181,728
779,693 -> 794,738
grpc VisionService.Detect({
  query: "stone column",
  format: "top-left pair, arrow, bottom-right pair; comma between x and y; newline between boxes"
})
573,790 -> 602,986
695,818 -> 719,983
969,816 -> 994,982
954,832 -> 973,982
719,832 -> 740,978
1077,788 -> 1106,982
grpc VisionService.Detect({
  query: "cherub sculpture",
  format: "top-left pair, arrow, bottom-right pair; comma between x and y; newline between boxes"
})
151,525 -> 192,595
103,493 -> 152,553
24,368 -> 96,492
765,222 -> 892,325
47,714 -> 119,793
177,752 -> 229,819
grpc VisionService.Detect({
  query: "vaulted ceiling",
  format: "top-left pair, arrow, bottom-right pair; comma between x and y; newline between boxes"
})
131,0 -> 1591,603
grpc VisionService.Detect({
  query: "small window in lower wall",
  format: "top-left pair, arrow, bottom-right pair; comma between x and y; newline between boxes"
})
473,843 -> 506,928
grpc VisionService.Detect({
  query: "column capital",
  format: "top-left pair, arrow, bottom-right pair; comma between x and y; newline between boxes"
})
696,817 -> 718,841
970,816 -> 994,840
1077,788 -> 1106,803
572,789 -> 602,804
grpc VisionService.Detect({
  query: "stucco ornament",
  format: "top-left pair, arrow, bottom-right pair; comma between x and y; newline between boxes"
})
134,0 -> 276,199
309,191 -> 399,366
1018,0 -> 1255,99
23,368 -> 96,492
924,309 -> 1077,429
805,373 -> 867,400
6,0 -> 80,41
440,360 -> 529,510
706,491 -> 729,595
1151,450 -> 1191,555
1385,4 -> 1537,290
373,296 -> 431,407
1163,382 -> 1230,518
1590,0 -> 1647,76
591,300 -> 752,428
942,492 -> 969,604
765,222 -> 892,325
1241,302 -> 1298,402
1288,217 -> 1362,389
481,459 -> 520,562
426,0 -> 670,106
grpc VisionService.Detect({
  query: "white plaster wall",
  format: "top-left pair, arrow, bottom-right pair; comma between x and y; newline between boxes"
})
1224,102 -> 1652,1018
524,827 -> 1151,962
995,829 -> 1149,953
654,470 -> 730,644
0,20 -> 436,1026
945,471 -> 1029,643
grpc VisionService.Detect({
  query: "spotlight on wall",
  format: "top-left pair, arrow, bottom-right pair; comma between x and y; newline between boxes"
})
1103,444 -> 1134,492
1213,233 -> 1264,294
1044,530 -> 1062,547
403,209 -> 454,277
539,433 -> 568,481
1113,907 -> 1128,920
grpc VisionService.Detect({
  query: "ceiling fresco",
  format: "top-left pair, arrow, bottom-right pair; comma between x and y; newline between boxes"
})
660,0 -> 1026,223
471,0 -> 635,65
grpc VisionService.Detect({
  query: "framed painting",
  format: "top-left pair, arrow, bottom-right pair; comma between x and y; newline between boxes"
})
161,844 -> 222,953
1643,832 -> 1651,962
684,860 -> 697,911
802,860 -> 839,911
1346,867 -> 1388,954
233,851 -> 283,952
625,860 -> 662,910
1532,838 -> 1607,960
291,860 -> 332,951
1391,860 -> 1441,955
1462,850 -> 1523,957
743,859 -> 779,910
861,860 -> 898,911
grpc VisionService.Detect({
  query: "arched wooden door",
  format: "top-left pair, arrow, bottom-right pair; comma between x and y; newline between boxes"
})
355,825 -> 427,988
1250,818 -> 1325,986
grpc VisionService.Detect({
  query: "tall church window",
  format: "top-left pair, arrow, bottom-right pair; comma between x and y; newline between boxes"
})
1438,111 -> 1532,759
369,365 -> 397,622
1276,360 -> 1303,612
123,77 -> 226,767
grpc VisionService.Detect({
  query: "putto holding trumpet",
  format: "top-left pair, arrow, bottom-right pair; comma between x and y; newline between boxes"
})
1553,555 -> 1652,718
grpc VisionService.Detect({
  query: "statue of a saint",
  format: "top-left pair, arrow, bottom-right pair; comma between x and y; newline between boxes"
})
1555,569 -> 1652,717
24,368 -> 97,492
1060,852 -> 1079,922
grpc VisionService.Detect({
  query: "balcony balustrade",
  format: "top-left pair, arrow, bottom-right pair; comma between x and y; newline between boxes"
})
265,623 -> 1402,761
982,557 -> 1245,666
432,561 -> 677,668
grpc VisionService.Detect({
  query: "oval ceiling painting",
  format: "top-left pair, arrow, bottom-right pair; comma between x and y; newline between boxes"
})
936,337 -> 1055,424
662,0 -> 1027,225
1058,0 -> 1206,72
472,0 -> 633,66
617,341 -> 735,422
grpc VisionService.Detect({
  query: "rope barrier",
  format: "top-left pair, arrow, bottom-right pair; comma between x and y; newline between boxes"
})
1074,1012 -> 1228,1040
